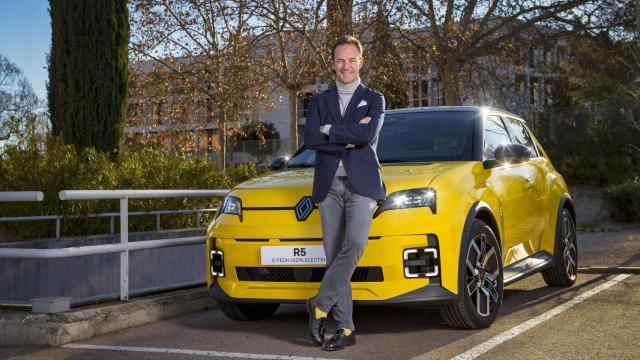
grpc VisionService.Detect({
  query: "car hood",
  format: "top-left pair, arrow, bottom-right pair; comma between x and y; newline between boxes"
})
231,162 -> 465,207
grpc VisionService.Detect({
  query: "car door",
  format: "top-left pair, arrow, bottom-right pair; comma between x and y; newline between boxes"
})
503,116 -> 547,254
483,115 -> 539,267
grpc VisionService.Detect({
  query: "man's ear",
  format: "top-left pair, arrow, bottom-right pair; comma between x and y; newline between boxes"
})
359,58 -> 364,69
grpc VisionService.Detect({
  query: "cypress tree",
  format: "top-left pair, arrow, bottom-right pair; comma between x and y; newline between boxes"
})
48,0 -> 129,156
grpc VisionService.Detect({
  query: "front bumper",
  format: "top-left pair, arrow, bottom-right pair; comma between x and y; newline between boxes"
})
207,207 -> 466,303
209,280 -> 456,305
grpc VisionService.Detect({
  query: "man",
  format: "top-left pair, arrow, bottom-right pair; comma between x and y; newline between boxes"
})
303,35 -> 386,351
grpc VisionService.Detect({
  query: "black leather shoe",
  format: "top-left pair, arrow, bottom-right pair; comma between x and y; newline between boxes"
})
323,329 -> 356,351
306,299 -> 326,346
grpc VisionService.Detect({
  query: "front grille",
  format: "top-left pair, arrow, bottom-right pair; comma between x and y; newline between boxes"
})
236,266 -> 383,282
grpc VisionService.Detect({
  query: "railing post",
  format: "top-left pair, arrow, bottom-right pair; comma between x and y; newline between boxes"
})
196,211 -> 201,228
120,197 -> 129,301
110,216 -> 115,234
156,214 -> 161,231
56,216 -> 61,238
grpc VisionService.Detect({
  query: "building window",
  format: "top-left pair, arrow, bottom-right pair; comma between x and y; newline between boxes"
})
544,82 -> 553,106
432,79 -> 443,106
298,92 -> 313,119
528,47 -> 535,68
556,45 -> 566,64
515,74 -> 526,96
410,78 -> 429,107
529,77 -> 539,105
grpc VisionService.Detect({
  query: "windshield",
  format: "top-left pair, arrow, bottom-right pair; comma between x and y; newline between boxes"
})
288,111 -> 475,167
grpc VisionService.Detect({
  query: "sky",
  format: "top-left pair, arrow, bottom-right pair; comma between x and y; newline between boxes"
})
0,0 -> 51,101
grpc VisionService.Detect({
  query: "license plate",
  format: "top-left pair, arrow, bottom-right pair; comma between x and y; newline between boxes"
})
260,245 -> 326,265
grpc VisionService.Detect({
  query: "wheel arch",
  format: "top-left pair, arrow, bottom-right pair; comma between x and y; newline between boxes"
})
463,201 -> 502,250
455,201 -> 502,296
547,193 -> 575,256
559,194 -> 576,224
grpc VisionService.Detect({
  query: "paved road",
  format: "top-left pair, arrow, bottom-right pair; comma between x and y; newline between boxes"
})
2,226 -> 639,360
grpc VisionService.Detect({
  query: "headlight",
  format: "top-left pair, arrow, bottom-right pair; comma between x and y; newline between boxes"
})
216,195 -> 243,221
373,188 -> 436,218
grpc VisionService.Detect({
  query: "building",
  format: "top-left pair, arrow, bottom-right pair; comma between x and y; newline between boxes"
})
126,30 -> 568,163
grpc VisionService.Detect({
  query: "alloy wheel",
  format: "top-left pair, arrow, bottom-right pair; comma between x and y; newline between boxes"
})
562,215 -> 578,281
465,233 -> 500,317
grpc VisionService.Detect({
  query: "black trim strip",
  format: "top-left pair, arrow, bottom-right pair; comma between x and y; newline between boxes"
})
279,238 -> 323,242
208,282 -> 455,305
243,206 -> 318,211
236,266 -> 383,282
276,237 -> 381,242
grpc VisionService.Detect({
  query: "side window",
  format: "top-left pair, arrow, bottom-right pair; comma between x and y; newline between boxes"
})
504,117 -> 539,157
483,115 -> 511,160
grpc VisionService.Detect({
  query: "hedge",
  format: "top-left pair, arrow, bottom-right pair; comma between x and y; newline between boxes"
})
0,137 -> 266,239
602,177 -> 640,222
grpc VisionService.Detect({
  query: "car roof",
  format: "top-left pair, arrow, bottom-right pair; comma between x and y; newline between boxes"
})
386,106 -> 524,122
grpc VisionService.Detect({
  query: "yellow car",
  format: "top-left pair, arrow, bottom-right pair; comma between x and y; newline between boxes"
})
206,106 -> 577,329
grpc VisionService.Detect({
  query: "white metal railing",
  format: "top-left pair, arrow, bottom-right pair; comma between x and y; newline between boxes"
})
0,189 -> 229,303
0,191 -> 44,202
0,208 -> 217,238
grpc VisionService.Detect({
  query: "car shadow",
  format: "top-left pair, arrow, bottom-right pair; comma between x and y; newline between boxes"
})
501,273 -> 608,315
179,272 -> 614,349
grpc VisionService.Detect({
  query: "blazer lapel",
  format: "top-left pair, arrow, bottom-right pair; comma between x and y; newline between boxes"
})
342,84 -> 366,123
326,87 -> 342,125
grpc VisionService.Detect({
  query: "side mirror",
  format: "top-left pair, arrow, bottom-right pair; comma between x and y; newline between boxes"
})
268,155 -> 289,171
483,144 -> 532,169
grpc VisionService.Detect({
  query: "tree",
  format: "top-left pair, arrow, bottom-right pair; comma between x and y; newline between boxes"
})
0,55 -> 47,153
396,0 -> 609,105
129,0 -> 270,170
232,120 -> 280,142
48,0 -> 129,156
561,0 -> 640,157
363,2 -> 408,109
0,56 -> 39,140
326,0 -> 353,52
540,0 -> 640,184
253,0 -> 324,153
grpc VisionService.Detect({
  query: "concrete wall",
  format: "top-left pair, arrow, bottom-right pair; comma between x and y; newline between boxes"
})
0,229 -> 206,305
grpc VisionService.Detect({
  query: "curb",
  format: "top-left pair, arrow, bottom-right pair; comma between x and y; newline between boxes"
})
0,287 -> 216,347
578,266 -> 640,274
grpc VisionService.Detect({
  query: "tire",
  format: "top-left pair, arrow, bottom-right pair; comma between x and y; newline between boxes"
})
542,208 -> 578,286
218,302 -> 280,321
441,219 -> 503,329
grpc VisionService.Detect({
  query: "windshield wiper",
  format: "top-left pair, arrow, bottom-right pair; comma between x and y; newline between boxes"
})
286,163 -> 314,168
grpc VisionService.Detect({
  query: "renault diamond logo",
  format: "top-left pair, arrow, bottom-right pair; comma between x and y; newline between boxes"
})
294,196 -> 314,221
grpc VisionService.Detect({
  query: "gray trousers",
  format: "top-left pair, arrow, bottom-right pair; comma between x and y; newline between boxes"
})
315,176 -> 377,330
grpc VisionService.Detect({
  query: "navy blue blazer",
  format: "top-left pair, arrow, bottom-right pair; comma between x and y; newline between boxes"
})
303,83 -> 386,203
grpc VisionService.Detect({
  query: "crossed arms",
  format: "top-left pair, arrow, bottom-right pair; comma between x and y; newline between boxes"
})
303,94 -> 385,154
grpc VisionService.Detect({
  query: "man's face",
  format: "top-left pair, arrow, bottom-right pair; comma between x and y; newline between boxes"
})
332,44 -> 363,84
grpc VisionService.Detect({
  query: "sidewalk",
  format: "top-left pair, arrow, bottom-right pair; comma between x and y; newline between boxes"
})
0,287 -> 215,347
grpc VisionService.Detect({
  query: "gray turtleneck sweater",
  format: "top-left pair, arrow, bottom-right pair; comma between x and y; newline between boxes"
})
320,78 -> 361,176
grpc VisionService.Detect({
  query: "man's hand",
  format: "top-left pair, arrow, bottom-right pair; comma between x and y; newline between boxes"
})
319,124 -> 331,135
343,117 -> 371,148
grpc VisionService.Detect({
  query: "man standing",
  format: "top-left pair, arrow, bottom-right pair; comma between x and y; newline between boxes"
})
303,35 -> 386,351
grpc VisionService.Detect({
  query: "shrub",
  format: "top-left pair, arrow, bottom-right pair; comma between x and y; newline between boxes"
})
602,177 -> 640,222
540,105 -> 640,186
0,137 -> 267,239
